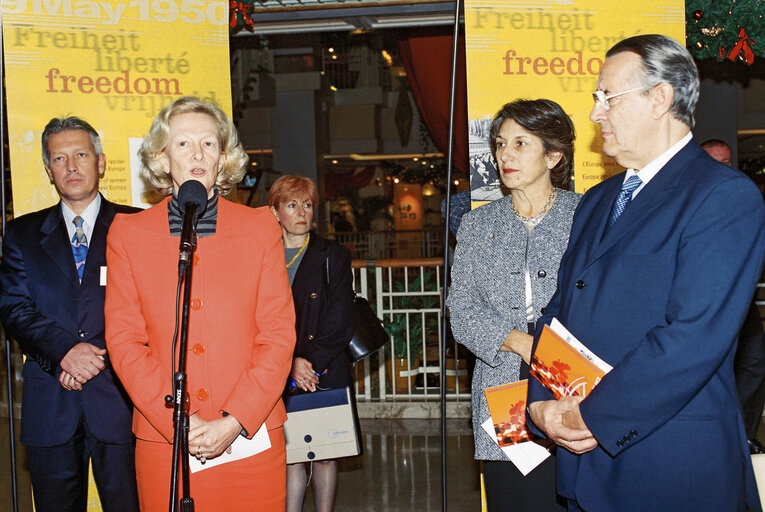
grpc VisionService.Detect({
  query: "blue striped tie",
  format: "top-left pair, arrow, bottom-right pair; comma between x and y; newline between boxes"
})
71,215 -> 88,282
607,175 -> 643,230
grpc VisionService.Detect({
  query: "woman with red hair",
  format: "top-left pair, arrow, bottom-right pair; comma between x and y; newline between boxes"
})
268,175 -> 356,512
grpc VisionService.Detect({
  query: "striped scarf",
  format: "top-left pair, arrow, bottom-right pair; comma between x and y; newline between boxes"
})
168,188 -> 218,238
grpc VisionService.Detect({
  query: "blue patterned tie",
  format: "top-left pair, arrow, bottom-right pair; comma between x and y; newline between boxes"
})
71,215 -> 88,282
607,175 -> 643,230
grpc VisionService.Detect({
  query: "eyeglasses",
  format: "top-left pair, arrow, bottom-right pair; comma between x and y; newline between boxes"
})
592,87 -> 646,111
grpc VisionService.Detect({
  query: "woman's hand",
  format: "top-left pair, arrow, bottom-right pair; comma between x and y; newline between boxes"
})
188,414 -> 242,462
500,329 -> 533,364
291,357 -> 319,392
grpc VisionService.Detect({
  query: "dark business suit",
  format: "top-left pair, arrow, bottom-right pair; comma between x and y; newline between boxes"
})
528,140 -> 765,512
0,196 -> 139,512
290,232 -> 355,390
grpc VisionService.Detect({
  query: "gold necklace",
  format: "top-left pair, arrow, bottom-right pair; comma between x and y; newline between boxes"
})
286,233 -> 310,268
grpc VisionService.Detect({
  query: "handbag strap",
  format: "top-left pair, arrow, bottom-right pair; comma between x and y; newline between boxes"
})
323,251 -> 331,303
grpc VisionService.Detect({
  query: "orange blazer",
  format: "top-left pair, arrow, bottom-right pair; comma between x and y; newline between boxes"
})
105,197 -> 296,443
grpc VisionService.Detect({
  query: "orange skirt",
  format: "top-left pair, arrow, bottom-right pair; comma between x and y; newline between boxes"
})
135,426 -> 286,512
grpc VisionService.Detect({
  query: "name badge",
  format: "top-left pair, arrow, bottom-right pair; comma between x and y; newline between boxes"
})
100,266 -> 107,286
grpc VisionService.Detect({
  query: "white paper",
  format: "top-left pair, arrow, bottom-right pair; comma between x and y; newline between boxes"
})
550,318 -> 612,373
100,266 -> 107,286
481,418 -> 550,476
189,422 -> 270,473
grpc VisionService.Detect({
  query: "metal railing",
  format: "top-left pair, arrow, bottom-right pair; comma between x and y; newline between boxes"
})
334,228 -> 444,260
2,271 -> 762,416
350,258 -> 471,406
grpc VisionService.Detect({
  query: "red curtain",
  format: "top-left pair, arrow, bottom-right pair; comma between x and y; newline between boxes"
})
399,35 -> 468,174
324,166 -> 377,198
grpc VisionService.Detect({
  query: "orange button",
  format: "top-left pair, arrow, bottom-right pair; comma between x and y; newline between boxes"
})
190,298 -> 202,310
193,254 -> 200,265
192,343 -> 205,355
196,388 -> 209,401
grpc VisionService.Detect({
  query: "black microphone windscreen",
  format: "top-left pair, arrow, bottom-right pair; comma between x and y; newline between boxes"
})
177,180 -> 208,215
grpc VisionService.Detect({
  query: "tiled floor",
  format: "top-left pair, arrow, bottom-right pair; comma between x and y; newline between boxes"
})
0,417 -> 481,512
2,416 -> 764,512
304,419 -> 481,512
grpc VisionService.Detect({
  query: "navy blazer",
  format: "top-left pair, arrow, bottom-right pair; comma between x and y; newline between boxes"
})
290,232 -> 355,389
528,140 -> 765,511
0,196 -> 138,446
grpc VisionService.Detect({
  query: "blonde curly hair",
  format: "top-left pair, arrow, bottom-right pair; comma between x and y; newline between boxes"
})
139,96 -> 249,196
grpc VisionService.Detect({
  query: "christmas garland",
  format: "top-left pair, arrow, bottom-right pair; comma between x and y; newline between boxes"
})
382,160 -> 448,188
687,0 -> 764,64
230,0 -> 258,34
231,1 -> 765,64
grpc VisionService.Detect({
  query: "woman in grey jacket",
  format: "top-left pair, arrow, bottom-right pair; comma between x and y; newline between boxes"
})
447,99 -> 581,511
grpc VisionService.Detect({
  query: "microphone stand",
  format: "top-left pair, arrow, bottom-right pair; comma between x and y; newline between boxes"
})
167,231 -> 197,512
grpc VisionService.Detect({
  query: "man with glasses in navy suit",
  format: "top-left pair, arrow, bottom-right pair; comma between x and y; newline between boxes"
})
527,35 -> 765,512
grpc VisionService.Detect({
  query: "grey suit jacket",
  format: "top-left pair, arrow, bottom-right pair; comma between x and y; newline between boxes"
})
447,188 -> 580,460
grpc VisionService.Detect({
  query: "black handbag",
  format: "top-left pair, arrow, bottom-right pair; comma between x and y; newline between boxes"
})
324,255 -> 389,363
347,294 -> 389,362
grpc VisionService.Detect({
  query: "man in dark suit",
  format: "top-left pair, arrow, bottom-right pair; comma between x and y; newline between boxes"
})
527,35 -> 765,511
0,116 -> 139,512
701,138 -> 765,454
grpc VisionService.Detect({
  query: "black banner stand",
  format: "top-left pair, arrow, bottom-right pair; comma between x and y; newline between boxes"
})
439,0 -> 463,510
0,4 -> 21,511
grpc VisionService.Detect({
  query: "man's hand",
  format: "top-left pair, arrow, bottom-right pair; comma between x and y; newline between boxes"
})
188,414 -> 242,461
59,342 -> 106,385
528,396 -> 598,454
58,370 -> 83,391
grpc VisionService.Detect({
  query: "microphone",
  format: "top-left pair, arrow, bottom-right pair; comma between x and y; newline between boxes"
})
177,180 -> 208,276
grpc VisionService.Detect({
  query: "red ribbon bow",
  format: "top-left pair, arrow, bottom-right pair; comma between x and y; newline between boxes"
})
728,28 -> 756,65
229,1 -> 254,30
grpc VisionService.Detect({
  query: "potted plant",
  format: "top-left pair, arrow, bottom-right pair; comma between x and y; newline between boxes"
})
384,311 -> 422,394
444,344 -> 470,394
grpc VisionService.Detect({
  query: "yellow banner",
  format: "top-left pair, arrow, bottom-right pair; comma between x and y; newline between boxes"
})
2,0 -> 232,216
464,0 -> 685,196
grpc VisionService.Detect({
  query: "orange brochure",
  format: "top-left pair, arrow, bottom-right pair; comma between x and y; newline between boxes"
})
530,322 -> 610,399
483,379 -> 551,475
484,380 -> 534,448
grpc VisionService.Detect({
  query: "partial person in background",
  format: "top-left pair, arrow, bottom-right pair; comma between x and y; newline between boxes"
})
441,188 -> 476,396
333,211 -> 354,233
701,138 -> 765,454
700,138 -> 733,166
440,188 -> 472,238
0,116 -> 139,512
268,175 -> 357,512
105,96 -> 296,511
447,99 -> 581,511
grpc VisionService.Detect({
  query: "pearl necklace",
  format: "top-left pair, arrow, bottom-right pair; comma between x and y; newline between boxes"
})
286,233 -> 310,268
512,188 -> 557,223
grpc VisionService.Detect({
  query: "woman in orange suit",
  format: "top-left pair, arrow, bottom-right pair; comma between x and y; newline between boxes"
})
104,96 -> 296,511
